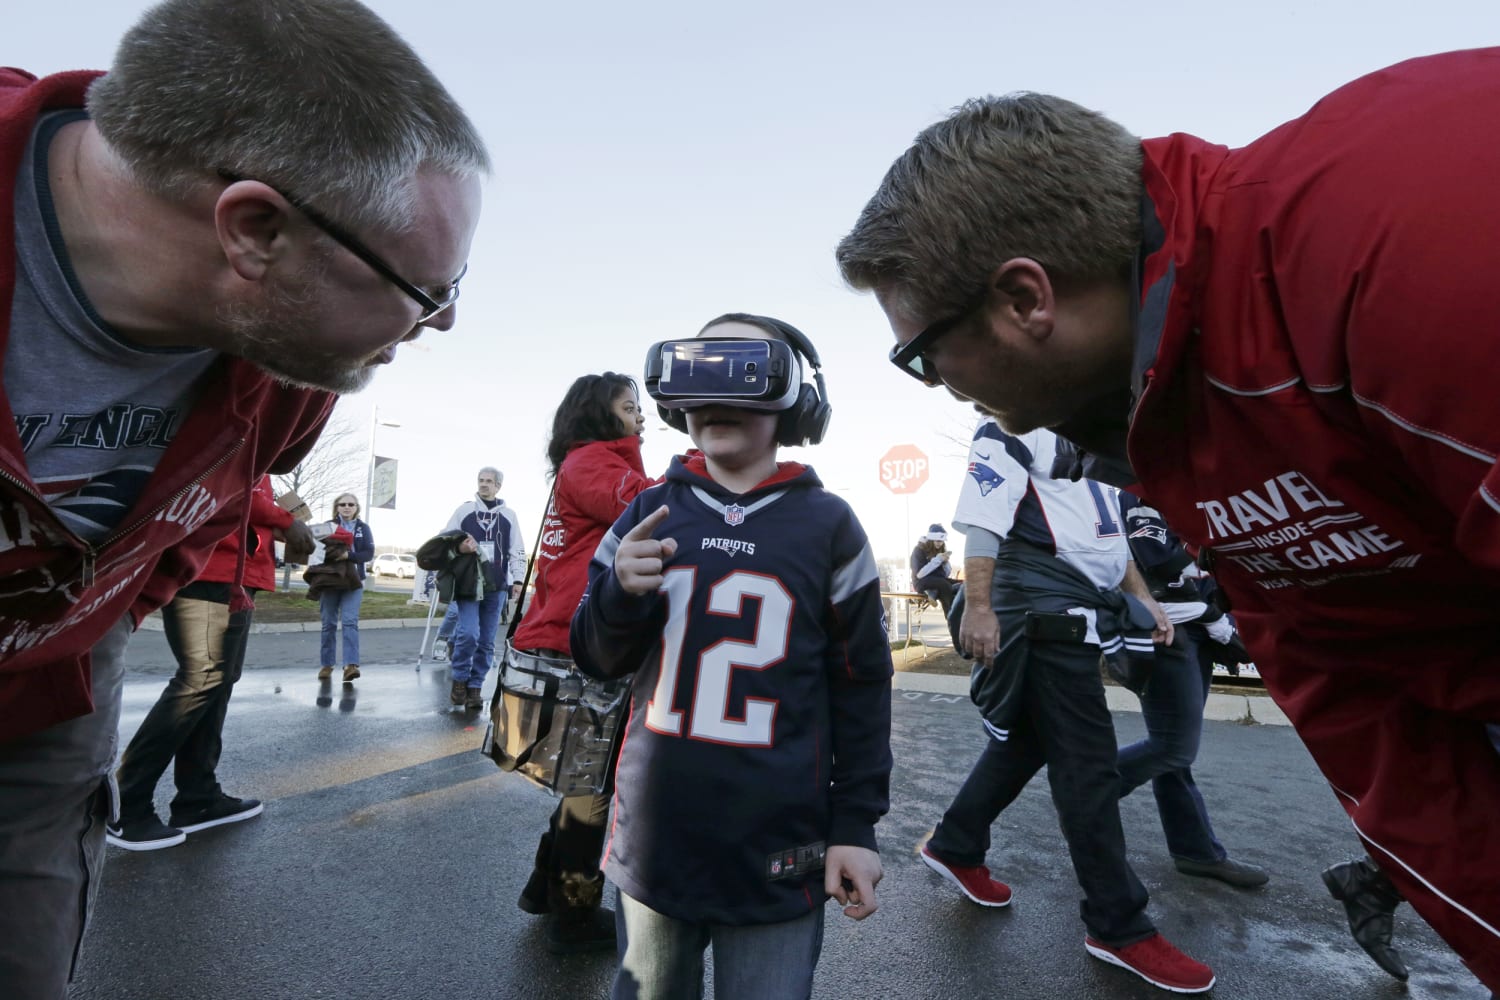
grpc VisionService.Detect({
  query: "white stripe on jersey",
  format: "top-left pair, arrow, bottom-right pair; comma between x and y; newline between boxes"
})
831,542 -> 880,605
952,420 -> 1128,590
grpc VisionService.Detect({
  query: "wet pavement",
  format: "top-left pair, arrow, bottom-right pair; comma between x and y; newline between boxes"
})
73,629 -> 1487,1000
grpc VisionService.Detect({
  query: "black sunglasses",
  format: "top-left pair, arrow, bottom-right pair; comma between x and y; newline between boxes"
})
219,171 -> 465,324
888,286 -> 990,387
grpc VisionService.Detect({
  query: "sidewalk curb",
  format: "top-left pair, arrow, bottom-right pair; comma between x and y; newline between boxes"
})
891,670 -> 1289,727
137,616 -> 433,634
136,617 -> 1291,727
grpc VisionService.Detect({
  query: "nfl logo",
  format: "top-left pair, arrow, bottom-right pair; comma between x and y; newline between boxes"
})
724,504 -> 746,527
770,859 -> 782,875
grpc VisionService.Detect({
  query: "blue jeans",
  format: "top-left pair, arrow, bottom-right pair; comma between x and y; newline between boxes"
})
450,590 -> 503,689
612,890 -> 825,1000
1116,626 -> 1226,864
436,601 -> 459,641
0,617 -> 129,999
319,586 -> 363,667
116,584 -> 250,822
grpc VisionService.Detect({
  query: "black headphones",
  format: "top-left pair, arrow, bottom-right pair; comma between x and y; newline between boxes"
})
657,313 -> 832,447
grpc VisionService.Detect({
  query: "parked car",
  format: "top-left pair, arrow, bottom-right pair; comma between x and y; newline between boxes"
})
371,553 -> 418,579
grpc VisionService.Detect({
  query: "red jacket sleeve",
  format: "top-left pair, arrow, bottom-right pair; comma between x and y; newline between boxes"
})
565,448 -> 655,525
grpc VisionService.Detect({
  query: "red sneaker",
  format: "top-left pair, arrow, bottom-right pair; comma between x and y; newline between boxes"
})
919,843 -> 1012,907
1085,933 -> 1215,993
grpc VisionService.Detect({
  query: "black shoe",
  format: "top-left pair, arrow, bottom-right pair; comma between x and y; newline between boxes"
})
450,680 -> 466,706
545,905 -> 617,955
465,687 -> 484,710
518,868 -> 551,915
519,827 -> 554,914
105,816 -> 186,852
169,794 -> 264,834
1173,856 -> 1270,889
1322,857 -> 1408,981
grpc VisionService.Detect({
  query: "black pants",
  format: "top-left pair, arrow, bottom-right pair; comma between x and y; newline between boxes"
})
116,583 -> 253,821
915,575 -> 958,616
928,603 -> 1153,946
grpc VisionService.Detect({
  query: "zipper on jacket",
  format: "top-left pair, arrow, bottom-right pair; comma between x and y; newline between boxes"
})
89,438 -> 246,560
0,438 -> 246,594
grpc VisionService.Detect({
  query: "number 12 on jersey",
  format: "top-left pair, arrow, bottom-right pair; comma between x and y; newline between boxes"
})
645,568 -> 793,747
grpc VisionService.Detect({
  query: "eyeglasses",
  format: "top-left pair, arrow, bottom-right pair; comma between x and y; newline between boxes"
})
888,286 -> 990,387
219,171 -> 466,324
337,502 -> 358,507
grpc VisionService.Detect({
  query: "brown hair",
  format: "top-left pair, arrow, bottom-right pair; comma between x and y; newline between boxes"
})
836,93 -> 1143,321
89,0 -> 489,233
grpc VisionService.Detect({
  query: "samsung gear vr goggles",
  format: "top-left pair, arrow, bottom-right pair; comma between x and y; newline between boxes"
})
643,338 -> 803,412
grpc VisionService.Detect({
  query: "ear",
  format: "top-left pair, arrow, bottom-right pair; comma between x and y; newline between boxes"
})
214,180 -> 299,281
986,258 -> 1057,343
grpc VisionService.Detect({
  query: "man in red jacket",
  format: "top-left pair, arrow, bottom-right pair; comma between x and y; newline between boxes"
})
108,478 -> 313,850
0,1 -> 487,995
837,50 -> 1500,992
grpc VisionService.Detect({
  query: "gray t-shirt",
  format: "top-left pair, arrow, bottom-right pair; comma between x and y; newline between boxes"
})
5,111 -> 217,542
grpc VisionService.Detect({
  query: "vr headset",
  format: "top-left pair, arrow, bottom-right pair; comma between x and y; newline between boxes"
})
643,314 -> 832,447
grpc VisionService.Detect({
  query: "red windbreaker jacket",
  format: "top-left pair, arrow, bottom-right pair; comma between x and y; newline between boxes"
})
511,437 -> 654,654
0,69 -> 334,741
1119,49 -> 1500,982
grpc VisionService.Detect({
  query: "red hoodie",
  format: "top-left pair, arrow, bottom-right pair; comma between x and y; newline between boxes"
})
0,69 -> 334,741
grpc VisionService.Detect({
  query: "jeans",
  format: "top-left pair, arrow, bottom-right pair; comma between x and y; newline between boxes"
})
928,603 -> 1153,946
436,601 -> 459,642
450,589 -> 503,689
1117,626 -> 1226,864
319,586 -> 363,667
0,617 -> 130,1000
612,890 -> 825,1000
116,584 -> 251,822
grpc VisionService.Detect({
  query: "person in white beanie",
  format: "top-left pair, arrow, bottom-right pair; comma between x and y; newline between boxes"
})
910,523 -> 958,615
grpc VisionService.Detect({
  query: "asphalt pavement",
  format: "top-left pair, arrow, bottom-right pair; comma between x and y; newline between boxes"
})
72,628 -> 1487,1000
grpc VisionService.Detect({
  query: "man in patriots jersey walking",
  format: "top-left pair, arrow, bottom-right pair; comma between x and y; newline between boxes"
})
920,416 -> 1215,993
571,313 -> 892,1000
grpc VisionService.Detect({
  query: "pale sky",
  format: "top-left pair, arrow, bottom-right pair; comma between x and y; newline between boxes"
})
15,1 -> 1500,559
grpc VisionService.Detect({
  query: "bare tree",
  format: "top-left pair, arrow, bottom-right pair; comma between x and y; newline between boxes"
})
937,403 -> 986,461
272,411 -> 365,522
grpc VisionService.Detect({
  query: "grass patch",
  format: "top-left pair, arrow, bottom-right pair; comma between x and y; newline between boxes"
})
246,589 -> 440,623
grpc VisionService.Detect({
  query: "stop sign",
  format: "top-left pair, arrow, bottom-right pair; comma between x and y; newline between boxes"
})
879,444 -> 929,494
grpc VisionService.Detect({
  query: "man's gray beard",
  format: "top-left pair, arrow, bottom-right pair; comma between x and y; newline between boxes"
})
218,261 -> 377,395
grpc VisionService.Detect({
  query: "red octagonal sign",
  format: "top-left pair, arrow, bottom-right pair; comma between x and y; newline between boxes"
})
879,444 -> 929,495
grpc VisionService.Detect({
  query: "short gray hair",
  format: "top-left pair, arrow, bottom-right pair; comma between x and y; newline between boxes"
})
478,467 -> 502,484
836,93 -> 1142,321
88,0 -> 490,233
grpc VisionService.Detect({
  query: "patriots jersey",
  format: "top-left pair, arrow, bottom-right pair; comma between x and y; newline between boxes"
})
954,419 -> 1128,591
571,454 -> 893,926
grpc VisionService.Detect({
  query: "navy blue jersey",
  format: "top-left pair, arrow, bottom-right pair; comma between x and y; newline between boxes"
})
571,454 -> 893,926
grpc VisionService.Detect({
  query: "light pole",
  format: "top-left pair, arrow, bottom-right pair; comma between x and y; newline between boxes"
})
365,405 -> 401,519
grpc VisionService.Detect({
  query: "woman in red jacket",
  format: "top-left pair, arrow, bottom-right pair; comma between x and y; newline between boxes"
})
511,372 -> 654,953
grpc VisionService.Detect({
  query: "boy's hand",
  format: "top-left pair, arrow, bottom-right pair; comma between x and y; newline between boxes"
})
825,845 -> 882,921
615,505 -> 677,596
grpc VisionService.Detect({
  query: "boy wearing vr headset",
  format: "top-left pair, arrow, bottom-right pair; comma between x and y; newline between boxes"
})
571,314 -> 894,1000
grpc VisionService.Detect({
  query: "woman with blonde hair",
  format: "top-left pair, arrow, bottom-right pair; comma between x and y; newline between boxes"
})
318,493 -> 373,682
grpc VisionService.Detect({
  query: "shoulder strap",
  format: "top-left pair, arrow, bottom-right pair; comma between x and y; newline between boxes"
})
505,479 -> 557,642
